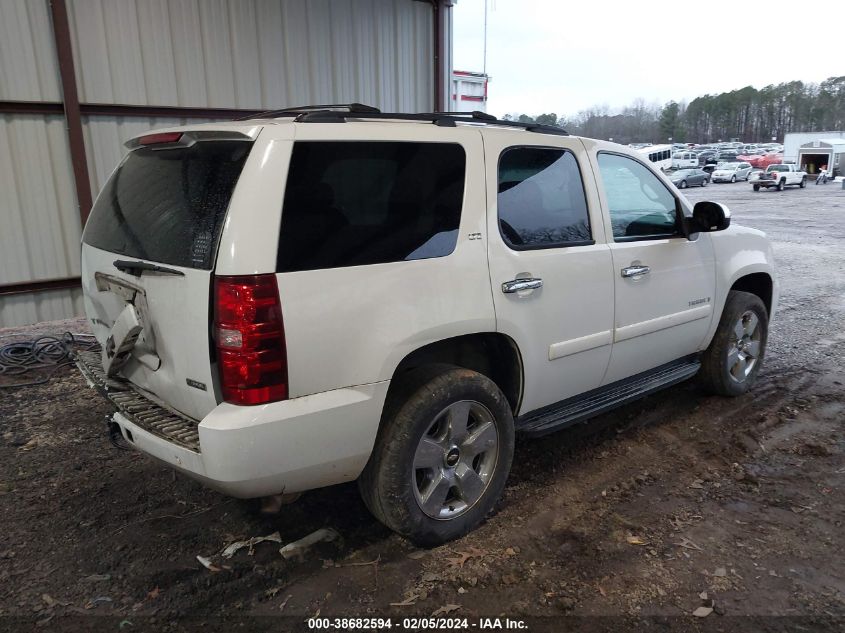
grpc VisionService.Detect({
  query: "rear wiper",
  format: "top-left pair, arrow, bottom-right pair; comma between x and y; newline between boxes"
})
113,259 -> 185,277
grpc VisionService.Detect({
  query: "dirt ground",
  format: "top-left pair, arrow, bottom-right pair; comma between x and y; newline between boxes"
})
1,182 -> 844,632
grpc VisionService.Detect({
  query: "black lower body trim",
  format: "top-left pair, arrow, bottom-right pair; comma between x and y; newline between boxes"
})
516,355 -> 701,437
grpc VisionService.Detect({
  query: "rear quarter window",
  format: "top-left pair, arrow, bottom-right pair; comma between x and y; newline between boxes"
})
276,141 -> 466,272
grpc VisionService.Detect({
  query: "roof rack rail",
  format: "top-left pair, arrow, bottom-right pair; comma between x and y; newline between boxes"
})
290,109 -> 568,136
236,103 -> 380,120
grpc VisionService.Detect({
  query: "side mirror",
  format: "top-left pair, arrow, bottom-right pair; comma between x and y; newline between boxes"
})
685,201 -> 731,238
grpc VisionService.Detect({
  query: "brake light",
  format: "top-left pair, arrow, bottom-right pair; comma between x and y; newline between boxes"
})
138,132 -> 183,146
214,275 -> 287,405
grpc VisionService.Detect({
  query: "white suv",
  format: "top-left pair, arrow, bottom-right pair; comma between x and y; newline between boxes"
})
76,106 -> 777,545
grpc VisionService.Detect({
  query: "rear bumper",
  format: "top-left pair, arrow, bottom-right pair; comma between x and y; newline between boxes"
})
74,351 -> 389,498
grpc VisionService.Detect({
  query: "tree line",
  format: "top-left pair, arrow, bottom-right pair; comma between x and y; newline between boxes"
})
503,76 -> 845,144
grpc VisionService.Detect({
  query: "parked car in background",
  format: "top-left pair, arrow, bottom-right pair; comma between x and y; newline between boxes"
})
697,150 -> 718,165
670,168 -> 710,188
717,150 -> 740,161
672,151 -> 699,169
740,153 -> 783,170
712,162 -> 753,183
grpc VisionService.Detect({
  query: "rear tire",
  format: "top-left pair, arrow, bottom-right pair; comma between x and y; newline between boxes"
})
680,180 -> 688,189
699,291 -> 768,397
701,178 -> 708,187
731,175 -> 736,183
359,366 -> 515,546
753,184 -> 760,191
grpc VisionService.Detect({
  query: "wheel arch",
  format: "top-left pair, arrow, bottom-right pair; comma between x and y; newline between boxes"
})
703,227 -> 778,350
730,272 -> 773,315
383,332 -> 524,418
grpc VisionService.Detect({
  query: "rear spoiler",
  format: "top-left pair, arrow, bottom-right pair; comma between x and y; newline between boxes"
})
125,130 -> 254,150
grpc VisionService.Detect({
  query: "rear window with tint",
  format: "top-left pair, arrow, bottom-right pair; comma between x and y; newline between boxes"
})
277,141 -> 466,272
83,140 -> 251,270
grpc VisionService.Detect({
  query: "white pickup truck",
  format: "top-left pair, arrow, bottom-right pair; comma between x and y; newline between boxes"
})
752,164 -> 807,191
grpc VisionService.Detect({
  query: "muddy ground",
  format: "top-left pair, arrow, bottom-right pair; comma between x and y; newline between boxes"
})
1,183 -> 844,632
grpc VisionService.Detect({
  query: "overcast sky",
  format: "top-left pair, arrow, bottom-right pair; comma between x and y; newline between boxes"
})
452,0 -> 838,118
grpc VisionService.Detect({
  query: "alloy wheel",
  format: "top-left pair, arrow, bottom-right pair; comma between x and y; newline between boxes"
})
727,310 -> 762,383
412,400 -> 499,520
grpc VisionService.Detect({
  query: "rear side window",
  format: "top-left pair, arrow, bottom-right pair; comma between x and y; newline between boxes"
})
83,141 -> 251,270
277,142 -> 466,272
497,147 -> 591,249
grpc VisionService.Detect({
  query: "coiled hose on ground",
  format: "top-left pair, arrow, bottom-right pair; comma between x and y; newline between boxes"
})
0,332 -> 100,389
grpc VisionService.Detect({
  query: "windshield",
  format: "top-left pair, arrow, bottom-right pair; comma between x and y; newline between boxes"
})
83,140 -> 252,270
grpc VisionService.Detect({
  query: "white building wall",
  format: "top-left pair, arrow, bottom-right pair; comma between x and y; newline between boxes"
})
783,130 -> 845,162
0,0 -> 447,327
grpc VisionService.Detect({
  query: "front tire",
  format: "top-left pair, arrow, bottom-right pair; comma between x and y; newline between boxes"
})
680,180 -> 688,189
359,367 -> 515,546
701,178 -> 708,187
699,291 -> 768,397
731,175 -> 736,183
776,179 -> 784,191
800,177 -> 806,188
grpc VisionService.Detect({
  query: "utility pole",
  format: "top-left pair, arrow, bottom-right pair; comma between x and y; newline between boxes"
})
483,0 -> 488,76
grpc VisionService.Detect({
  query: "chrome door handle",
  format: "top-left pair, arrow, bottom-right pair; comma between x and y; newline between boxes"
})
621,265 -> 651,278
502,277 -> 543,293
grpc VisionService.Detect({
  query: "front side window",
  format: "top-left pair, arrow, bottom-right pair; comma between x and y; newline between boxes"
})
597,153 -> 680,241
277,142 -> 466,272
497,147 -> 591,249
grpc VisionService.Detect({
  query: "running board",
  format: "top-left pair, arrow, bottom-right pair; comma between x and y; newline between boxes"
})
516,357 -> 701,437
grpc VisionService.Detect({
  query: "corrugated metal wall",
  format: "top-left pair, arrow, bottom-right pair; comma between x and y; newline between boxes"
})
66,0 -> 433,112
0,0 -> 443,328
0,113 -> 82,326
0,0 -> 61,102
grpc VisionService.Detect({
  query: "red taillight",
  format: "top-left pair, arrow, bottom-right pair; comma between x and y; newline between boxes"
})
214,275 -> 287,405
138,132 -> 183,146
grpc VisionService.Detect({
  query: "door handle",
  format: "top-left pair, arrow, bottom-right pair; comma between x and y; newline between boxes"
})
502,277 -> 543,293
621,265 -> 651,278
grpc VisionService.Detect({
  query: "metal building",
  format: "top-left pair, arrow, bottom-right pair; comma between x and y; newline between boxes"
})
0,0 -> 455,327
783,130 -> 845,166
796,139 -> 845,178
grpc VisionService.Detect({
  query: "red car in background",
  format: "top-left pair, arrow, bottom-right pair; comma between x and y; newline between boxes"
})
738,153 -> 783,169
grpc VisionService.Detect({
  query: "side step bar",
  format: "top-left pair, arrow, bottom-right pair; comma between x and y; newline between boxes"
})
516,356 -> 701,437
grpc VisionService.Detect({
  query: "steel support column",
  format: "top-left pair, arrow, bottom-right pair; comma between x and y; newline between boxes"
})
49,0 -> 93,227
431,0 -> 445,111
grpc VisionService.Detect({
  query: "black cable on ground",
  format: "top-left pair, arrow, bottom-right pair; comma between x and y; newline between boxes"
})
0,332 -> 100,389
